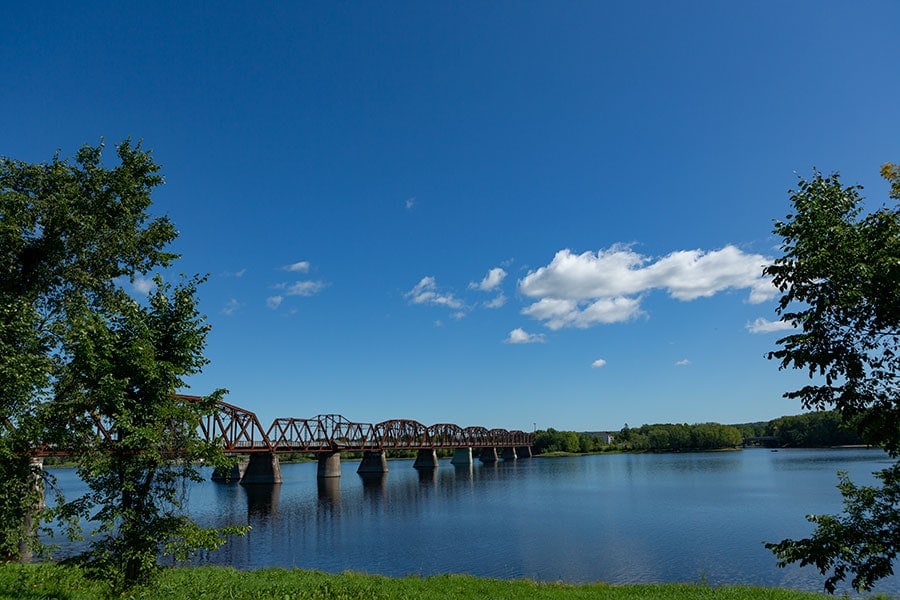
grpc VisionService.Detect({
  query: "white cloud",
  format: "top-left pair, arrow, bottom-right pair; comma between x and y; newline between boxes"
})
592,358 -> 607,368
133,276 -> 156,294
222,268 -> 247,278
746,317 -> 795,333
405,276 -> 463,310
505,328 -> 546,344
282,280 -> 327,297
283,261 -> 311,273
405,197 -> 416,209
484,294 -> 507,309
518,244 -> 776,329
266,295 -> 283,309
221,298 -> 242,316
521,296 -> 643,330
675,358 -> 691,366
469,267 -> 507,292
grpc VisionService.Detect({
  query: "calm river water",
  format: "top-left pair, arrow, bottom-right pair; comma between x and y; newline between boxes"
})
48,448 -> 897,595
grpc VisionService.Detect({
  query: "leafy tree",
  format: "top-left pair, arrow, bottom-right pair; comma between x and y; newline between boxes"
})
763,166 -> 900,593
0,141 -> 243,588
55,277 -> 246,588
1,140 -> 175,560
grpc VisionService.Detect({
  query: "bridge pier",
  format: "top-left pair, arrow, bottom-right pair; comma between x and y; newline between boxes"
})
211,459 -> 247,483
240,453 -> 283,485
479,447 -> 499,463
517,446 -> 532,459
450,447 -> 472,466
501,447 -> 518,461
317,451 -> 342,478
413,448 -> 438,469
357,450 -> 388,474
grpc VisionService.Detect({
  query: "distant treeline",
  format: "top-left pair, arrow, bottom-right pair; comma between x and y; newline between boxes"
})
616,422 -> 742,451
533,410 -> 864,455
733,410 -> 863,448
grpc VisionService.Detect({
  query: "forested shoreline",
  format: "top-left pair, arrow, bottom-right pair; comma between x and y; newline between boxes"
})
533,410 -> 865,455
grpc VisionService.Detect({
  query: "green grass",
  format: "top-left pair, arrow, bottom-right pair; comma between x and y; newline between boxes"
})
1,564 -> 888,600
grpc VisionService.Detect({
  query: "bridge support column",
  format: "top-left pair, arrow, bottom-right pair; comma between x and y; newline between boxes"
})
317,452 -> 342,478
517,446 -> 533,459
501,447 -> 518,461
479,447 -> 499,463
357,450 -> 388,474
211,459 -> 247,483
450,447 -> 472,466
240,453 -> 283,485
413,449 -> 438,469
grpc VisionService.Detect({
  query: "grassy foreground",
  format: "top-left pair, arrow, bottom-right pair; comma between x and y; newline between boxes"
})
0,564 -> 859,600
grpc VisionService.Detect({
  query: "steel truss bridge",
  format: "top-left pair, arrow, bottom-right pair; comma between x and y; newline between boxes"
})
30,395 -> 534,484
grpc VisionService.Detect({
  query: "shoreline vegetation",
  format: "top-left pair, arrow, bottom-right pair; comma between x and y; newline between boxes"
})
534,410 -> 865,455
1,564 -> 860,600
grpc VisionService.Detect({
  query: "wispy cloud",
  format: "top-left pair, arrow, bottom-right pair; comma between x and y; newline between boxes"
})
746,317 -> 794,334
519,244 -> 775,330
675,358 -> 691,366
469,267 -> 507,292
591,358 -> 607,368
133,276 -> 156,294
505,328 -> 546,344
280,280 -> 327,297
266,295 -> 283,309
222,268 -> 247,278
221,298 -> 242,316
405,276 -> 463,310
484,293 -> 507,309
405,197 -> 416,210
282,261 -> 311,273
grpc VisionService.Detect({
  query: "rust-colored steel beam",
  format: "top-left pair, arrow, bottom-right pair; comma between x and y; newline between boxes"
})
373,419 -> 430,450
197,397 -> 274,453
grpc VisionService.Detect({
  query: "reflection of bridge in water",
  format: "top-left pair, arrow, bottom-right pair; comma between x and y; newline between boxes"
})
202,396 -> 534,484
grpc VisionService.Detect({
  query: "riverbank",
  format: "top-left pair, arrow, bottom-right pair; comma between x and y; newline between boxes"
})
1,564 -> 859,600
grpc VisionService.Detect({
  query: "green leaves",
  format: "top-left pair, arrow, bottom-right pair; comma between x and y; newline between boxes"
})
0,141 -> 244,588
767,465 -> 900,593
763,169 -> 900,454
765,165 -> 900,592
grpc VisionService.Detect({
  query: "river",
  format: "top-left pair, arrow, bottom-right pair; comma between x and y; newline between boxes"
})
47,448 -> 897,595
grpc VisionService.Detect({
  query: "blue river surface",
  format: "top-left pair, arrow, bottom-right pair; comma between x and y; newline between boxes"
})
46,448 -> 898,596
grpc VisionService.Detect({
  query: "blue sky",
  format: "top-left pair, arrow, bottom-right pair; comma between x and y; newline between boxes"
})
2,2 -> 898,432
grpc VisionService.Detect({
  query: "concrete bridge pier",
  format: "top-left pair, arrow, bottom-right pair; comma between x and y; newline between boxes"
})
517,446 -> 533,459
413,449 -> 439,469
211,459 -> 248,483
450,447 -> 472,466
317,451 -> 342,478
501,447 -> 518,461
240,453 -> 283,485
357,450 -> 388,474
479,447 -> 499,463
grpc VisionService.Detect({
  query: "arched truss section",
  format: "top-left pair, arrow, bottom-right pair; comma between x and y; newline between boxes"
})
463,426 -> 491,447
489,428 -> 511,446
427,423 -> 465,448
374,419 -> 429,449
507,430 -> 530,446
